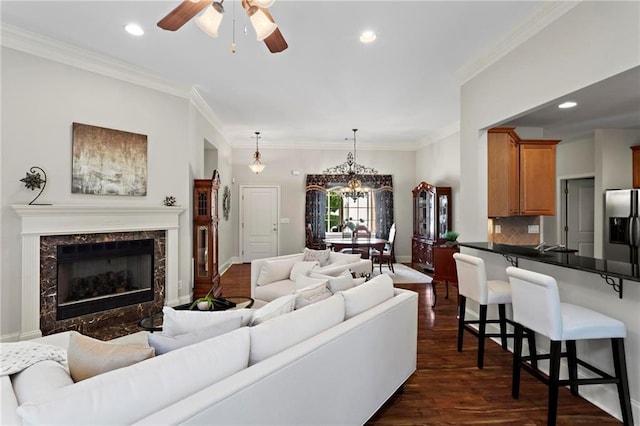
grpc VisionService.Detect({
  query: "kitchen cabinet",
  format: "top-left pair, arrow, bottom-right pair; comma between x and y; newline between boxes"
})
632,145 -> 640,188
488,127 -> 559,217
412,182 -> 452,271
193,171 -> 222,299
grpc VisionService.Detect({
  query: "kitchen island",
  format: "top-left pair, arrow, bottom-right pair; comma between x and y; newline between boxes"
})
458,242 -> 640,298
456,242 -> 639,423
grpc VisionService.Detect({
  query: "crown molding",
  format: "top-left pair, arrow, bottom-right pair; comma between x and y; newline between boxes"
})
456,1 -> 580,84
189,87 -> 228,140
1,23 -> 191,99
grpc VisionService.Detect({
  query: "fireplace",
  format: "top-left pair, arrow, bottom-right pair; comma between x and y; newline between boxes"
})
12,204 -> 184,340
56,239 -> 155,320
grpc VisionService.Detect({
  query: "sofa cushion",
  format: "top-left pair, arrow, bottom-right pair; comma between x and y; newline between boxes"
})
162,307 -> 253,336
340,273 -> 395,319
257,256 -> 300,286
12,360 -> 73,405
303,247 -> 331,266
294,281 -> 332,309
289,261 -> 319,281
1,376 -> 19,426
148,316 -> 241,355
254,279 -> 295,303
17,327 -> 251,425
249,294 -> 345,365
249,294 -> 297,326
67,331 -> 155,382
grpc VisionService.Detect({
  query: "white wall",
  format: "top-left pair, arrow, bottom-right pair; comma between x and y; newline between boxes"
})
459,2 -> 640,420
231,146 -> 417,261
0,47 -> 232,337
415,131 -> 461,233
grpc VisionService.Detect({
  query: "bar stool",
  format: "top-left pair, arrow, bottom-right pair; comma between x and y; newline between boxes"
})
506,266 -> 633,426
453,253 -> 536,369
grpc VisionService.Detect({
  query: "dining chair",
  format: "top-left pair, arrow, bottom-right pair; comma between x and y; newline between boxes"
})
371,224 -> 396,273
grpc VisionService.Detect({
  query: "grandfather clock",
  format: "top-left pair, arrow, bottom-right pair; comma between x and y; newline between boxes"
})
193,170 -> 222,299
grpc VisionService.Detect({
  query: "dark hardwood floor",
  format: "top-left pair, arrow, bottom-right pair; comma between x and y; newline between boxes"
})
220,263 -> 621,425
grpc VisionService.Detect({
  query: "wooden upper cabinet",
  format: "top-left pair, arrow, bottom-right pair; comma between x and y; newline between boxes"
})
488,128 -> 559,217
488,128 -> 520,217
519,140 -> 559,215
632,145 -> 640,189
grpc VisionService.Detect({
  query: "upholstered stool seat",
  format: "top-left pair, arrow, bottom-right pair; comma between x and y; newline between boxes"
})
506,266 -> 633,426
453,253 -> 536,369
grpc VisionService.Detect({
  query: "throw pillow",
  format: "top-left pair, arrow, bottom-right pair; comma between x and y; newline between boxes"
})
289,261 -> 319,281
294,274 -> 328,291
353,277 -> 367,286
302,247 -> 331,266
309,271 -> 354,294
311,261 -> 351,276
256,257 -> 299,286
148,316 -> 241,355
67,331 -> 155,382
249,294 -> 296,326
340,273 -> 395,319
294,281 -> 332,309
162,307 -> 253,337
329,251 -> 362,264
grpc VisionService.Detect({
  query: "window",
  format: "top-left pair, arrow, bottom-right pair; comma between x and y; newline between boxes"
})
325,191 -> 372,232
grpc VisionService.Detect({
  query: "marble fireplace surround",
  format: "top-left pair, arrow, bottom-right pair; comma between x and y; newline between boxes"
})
12,205 -> 184,340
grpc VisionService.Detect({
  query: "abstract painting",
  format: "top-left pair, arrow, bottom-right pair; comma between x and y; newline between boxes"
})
72,123 -> 147,196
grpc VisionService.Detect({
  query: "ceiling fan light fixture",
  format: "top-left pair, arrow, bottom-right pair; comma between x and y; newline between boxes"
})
195,1 -> 224,38
254,0 -> 275,7
359,30 -> 376,43
249,8 -> 278,41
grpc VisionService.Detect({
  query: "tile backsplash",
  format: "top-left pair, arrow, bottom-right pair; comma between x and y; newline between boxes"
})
489,216 -> 541,246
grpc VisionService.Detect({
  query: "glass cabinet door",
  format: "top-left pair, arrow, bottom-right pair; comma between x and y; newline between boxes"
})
438,194 -> 449,238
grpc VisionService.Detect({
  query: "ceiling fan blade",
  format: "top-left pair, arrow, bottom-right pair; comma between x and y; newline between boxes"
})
260,8 -> 288,53
157,0 -> 211,31
264,28 -> 288,53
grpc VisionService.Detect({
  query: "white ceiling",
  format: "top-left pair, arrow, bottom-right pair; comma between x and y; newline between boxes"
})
4,1 -> 635,150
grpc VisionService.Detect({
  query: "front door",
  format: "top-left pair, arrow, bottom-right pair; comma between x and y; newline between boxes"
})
241,186 -> 279,262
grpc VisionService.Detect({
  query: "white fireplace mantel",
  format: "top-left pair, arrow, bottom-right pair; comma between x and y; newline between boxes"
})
12,205 -> 185,340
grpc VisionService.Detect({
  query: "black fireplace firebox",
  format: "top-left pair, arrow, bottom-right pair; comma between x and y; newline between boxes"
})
56,239 -> 155,320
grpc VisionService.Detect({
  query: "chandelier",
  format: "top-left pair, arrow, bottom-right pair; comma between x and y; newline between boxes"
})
249,131 -> 266,174
323,129 -> 378,201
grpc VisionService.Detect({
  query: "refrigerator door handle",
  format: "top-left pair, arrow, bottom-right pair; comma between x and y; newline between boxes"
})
634,216 -> 640,247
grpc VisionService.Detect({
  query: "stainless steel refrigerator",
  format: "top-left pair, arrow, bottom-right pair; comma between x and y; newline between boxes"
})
604,189 -> 640,264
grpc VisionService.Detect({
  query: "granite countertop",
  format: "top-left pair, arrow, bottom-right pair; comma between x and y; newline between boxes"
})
458,242 -> 640,283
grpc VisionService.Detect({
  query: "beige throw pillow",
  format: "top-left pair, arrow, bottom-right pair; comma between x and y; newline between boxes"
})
67,331 -> 155,382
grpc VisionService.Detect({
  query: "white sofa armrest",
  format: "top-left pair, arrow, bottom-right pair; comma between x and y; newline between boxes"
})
250,253 -> 304,298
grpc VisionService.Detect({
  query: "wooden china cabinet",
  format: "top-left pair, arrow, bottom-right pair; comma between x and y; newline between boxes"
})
411,182 -> 452,272
193,170 -> 222,299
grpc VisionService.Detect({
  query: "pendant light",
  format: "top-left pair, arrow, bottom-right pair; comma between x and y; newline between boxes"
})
249,131 -> 266,174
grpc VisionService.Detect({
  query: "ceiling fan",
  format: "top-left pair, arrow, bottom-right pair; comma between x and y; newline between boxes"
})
157,0 -> 288,53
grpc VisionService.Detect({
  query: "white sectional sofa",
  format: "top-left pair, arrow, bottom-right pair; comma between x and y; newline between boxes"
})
251,249 -> 373,304
1,274 -> 417,425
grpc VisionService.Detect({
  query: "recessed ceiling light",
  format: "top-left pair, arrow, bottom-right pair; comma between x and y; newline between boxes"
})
558,101 -> 577,109
125,23 -> 144,36
360,30 -> 376,43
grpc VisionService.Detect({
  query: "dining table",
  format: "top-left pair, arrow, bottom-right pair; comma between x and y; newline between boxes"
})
323,237 -> 387,260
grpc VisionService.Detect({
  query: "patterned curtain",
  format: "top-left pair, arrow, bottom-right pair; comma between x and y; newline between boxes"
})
305,174 -> 394,240
305,184 -> 326,242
